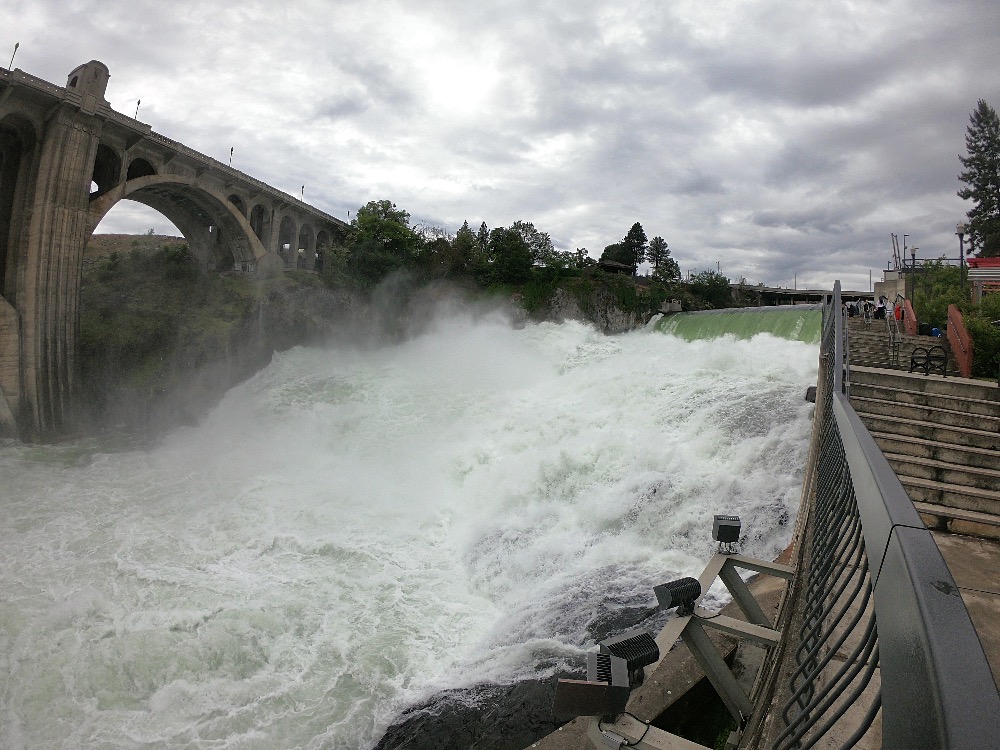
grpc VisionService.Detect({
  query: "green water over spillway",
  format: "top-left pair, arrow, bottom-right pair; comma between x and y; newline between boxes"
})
653,305 -> 823,344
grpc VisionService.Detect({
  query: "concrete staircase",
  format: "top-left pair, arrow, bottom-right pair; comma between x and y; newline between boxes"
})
848,366 -> 1000,538
846,315 -> 960,375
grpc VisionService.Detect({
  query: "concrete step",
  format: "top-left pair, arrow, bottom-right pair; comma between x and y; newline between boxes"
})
850,395 -> 1000,432
857,411 -> 1000,452
849,382 -> 999,418
912,501 -> 1000,540
871,431 -> 1000,472
851,366 -> 1000,401
884,452 -> 1000,492
897,475 -> 1000,516
848,346 -> 962,374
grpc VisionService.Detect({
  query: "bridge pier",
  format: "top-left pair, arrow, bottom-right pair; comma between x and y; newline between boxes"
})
1,65 -> 108,439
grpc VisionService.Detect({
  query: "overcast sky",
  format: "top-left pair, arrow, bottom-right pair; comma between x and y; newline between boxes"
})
5,0 -> 1000,290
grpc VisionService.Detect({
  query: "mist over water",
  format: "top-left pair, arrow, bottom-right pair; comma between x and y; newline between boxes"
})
0,310 -> 817,749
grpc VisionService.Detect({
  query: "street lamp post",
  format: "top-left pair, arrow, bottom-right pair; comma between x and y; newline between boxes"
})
956,222 -> 968,298
909,245 -> 917,300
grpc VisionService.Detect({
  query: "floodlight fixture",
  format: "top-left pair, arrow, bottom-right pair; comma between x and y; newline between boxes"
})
599,628 -> 660,686
552,652 -> 630,720
713,515 -> 741,542
714,514 -> 742,553
653,577 -> 702,616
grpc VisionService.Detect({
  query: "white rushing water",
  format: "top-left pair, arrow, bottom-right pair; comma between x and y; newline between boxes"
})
0,310 -> 817,749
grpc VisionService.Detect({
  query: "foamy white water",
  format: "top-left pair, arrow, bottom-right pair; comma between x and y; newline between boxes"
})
0,311 -> 817,749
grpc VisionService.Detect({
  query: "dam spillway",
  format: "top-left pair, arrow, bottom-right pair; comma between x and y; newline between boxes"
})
653,305 -> 823,344
0,308 -> 819,748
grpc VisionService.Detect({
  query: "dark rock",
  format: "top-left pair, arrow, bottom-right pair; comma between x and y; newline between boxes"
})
373,678 -> 576,750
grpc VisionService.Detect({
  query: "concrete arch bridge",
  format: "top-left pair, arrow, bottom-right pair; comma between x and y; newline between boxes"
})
0,61 -> 348,440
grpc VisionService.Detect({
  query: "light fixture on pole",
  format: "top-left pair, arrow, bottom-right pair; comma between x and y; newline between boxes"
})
909,245 -> 917,300
8,42 -> 18,71
135,99 -> 140,119
957,222 -> 968,296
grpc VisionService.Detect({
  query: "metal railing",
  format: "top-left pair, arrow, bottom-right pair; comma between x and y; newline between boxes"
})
771,281 -> 1000,749
946,304 -> 973,378
884,300 -> 902,368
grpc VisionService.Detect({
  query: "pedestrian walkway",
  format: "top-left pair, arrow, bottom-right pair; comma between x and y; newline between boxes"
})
932,531 -> 1000,688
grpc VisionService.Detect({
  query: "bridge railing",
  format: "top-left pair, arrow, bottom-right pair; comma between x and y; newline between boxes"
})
769,281 -> 1000,748
3,64 -> 347,229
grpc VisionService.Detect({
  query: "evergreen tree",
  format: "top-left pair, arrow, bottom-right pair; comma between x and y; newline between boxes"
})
648,236 -> 681,282
452,220 -> 475,272
958,99 -> 1000,257
475,222 -> 490,254
622,222 -> 648,269
648,236 -> 668,268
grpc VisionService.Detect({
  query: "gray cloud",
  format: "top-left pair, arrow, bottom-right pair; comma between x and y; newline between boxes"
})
5,0 -> 999,292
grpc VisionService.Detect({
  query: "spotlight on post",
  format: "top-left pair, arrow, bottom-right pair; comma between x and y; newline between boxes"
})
599,628 -> 660,687
653,577 -> 702,616
713,514 -> 742,553
552,652 -> 631,720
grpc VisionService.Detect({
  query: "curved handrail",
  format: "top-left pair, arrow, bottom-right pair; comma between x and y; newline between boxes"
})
947,304 -> 973,378
902,298 -> 918,336
773,281 -> 1000,749
832,392 -> 999,745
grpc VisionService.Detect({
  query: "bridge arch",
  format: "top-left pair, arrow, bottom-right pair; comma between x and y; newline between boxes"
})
91,143 -> 122,197
249,203 -> 272,248
228,193 -> 247,217
277,214 -> 297,267
88,174 -> 270,271
126,157 -> 156,181
297,223 -> 315,269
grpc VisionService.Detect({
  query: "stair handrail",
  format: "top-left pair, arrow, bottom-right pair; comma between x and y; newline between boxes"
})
768,281 -> 1000,749
884,303 -> 902,367
946,304 -> 973,378
902,298 -> 918,336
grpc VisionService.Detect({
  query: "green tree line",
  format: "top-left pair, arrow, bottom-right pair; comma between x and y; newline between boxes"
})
317,199 -> 734,313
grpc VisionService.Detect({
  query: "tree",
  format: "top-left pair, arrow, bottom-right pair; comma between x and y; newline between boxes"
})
348,200 -> 424,285
510,220 -> 556,266
599,222 -> 648,274
488,226 -> 533,284
573,248 -> 596,269
475,222 -> 490,255
647,236 -> 668,268
451,220 -> 476,273
647,236 -> 681,283
622,222 -> 648,269
958,99 -> 1000,257
689,270 -> 732,309
599,242 -> 631,269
